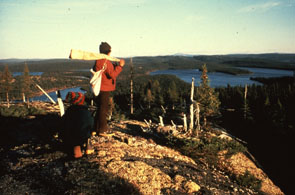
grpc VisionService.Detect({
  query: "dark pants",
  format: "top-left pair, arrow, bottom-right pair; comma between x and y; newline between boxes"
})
94,91 -> 110,134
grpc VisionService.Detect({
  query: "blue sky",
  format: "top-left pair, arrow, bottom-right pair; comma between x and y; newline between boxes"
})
0,0 -> 294,59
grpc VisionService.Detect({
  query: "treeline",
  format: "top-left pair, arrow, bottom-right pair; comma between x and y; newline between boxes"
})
215,76 -> 294,195
0,59 -> 94,72
105,64 -> 220,126
93,74 -> 192,123
2,54 -> 294,78
0,64 -> 89,101
216,77 -> 295,137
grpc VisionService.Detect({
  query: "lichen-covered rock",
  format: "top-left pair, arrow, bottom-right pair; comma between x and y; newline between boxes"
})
184,180 -> 201,193
219,152 -> 283,195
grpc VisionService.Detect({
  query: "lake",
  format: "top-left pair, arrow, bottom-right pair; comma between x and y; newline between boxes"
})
150,67 -> 294,87
31,67 -> 293,102
13,72 -> 43,77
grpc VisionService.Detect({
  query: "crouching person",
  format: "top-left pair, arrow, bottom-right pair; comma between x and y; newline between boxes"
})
60,92 -> 94,159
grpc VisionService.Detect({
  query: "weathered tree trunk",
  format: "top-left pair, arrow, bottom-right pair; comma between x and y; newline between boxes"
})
159,116 -> 164,127
130,58 -> 134,114
244,84 -> 248,120
171,120 -> 176,130
189,77 -> 194,130
161,105 -> 166,114
35,84 -> 56,104
22,93 -> 26,103
195,102 -> 200,137
6,92 -> 10,108
56,90 -> 65,117
183,114 -> 187,131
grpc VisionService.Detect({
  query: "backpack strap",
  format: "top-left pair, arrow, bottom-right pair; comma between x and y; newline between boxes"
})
92,59 -> 108,72
102,59 -> 107,71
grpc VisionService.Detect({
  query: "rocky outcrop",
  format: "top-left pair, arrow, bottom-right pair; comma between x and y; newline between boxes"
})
0,103 -> 283,194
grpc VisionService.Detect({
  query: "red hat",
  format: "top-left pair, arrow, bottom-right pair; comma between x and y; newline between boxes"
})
65,92 -> 85,105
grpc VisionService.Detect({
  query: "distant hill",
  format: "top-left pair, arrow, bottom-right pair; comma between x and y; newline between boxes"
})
1,53 -> 295,74
226,53 -> 295,63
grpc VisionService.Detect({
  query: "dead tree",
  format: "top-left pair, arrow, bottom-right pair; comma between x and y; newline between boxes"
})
35,84 -> 56,104
183,114 -> 187,131
159,116 -> 164,126
130,58 -> 134,115
22,93 -> 26,103
243,84 -> 248,119
56,90 -> 65,117
189,77 -> 195,130
194,102 -> 200,137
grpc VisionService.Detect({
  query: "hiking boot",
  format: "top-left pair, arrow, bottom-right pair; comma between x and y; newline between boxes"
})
73,145 -> 82,158
99,130 -> 114,137
85,138 -> 94,155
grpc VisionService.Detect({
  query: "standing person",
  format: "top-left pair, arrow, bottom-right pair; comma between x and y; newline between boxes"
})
94,42 -> 125,136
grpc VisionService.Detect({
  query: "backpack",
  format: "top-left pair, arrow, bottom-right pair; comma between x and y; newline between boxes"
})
60,105 -> 94,147
90,60 -> 107,96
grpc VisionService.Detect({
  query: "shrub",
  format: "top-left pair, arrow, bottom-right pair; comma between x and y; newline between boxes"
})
174,135 -> 247,167
0,105 -> 46,117
235,170 -> 262,191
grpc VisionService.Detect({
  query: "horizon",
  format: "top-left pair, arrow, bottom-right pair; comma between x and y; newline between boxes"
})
1,0 -> 295,59
1,52 -> 295,61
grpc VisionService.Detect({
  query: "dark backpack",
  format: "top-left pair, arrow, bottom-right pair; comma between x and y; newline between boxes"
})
60,105 -> 94,147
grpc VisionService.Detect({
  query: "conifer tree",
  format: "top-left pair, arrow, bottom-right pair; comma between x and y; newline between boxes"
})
145,89 -> 154,109
167,81 -> 178,109
130,58 -> 134,114
152,80 -> 164,106
143,82 -> 154,109
195,64 -> 220,126
272,98 -> 285,128
0,65 -> 13,106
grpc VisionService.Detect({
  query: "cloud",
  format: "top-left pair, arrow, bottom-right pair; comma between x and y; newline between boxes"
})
238,1 -> 281,13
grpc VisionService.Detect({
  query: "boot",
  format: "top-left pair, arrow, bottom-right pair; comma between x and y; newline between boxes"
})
73,145 -> 82,158
86,138 -> 94,155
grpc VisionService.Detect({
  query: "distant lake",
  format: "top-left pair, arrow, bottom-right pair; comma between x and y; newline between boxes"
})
150,67 -> 294,87
30,67 -> 294,102
31,87 -> 86,102
13,72 -> 43,77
